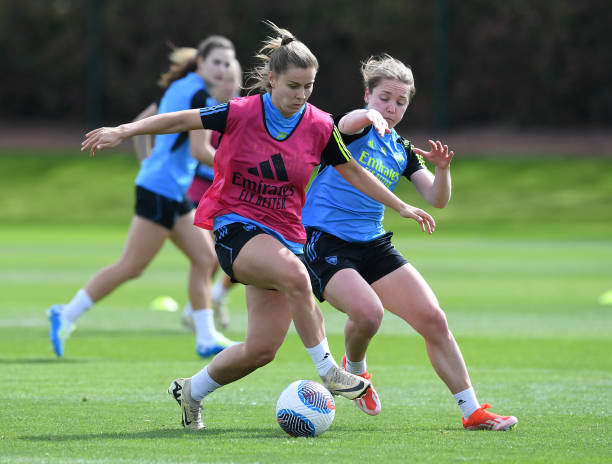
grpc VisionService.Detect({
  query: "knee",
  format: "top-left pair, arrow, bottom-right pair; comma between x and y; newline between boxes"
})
281,262 -> 312,300
246,344 -> 278,369
117,260 -> 147,280
349,302 -> 383,337
421,306 -> 451,339
192,248 -> 217,274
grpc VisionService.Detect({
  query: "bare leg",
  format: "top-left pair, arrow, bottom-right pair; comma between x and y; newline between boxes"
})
170,210 -> 216,309
372,264 -> 471,394
231,234 -> 324,348
84,216 -> 169,302
323,268 -> 384,362
222,274 -> 234,290
207,286 -> 292,384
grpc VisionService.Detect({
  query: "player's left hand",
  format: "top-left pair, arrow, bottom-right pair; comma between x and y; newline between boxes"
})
413,140 -> 454,169
366,109 -> 391,137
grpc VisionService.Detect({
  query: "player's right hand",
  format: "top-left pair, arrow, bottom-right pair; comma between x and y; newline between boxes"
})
81,127 -> 124,157
398,204 -> 436,234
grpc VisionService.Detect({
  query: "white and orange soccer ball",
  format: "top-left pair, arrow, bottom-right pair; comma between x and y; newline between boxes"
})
276,380 -> 336,437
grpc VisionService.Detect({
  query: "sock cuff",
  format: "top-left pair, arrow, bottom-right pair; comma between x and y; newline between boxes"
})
77,289 -> 94,308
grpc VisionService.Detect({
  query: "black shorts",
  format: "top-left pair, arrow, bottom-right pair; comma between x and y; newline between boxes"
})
213,222 -> 269,284
302,228 -> 408,302
134,185 -> 194,230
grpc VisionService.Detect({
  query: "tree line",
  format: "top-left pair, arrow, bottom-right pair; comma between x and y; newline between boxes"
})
2,0 -> 609,130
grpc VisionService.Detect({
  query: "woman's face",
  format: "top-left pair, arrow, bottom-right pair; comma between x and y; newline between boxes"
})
212,66 -> 240,103
269,65 -> 317,118
365,78 -> 410,129
198,47 -> 235,87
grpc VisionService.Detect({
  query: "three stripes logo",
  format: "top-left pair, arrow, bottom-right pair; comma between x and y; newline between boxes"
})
247,153 -> 289,181
234,153 -> 294,210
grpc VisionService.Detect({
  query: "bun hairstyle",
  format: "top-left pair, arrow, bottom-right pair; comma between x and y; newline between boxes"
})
246,20 -> 318,94
157,35 -> 235,88
281,36 -> 295,46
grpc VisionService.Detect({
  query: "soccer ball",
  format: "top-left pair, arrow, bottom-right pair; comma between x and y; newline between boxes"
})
276,380 -> 335,437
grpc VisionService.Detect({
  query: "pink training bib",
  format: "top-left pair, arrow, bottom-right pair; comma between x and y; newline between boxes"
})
194,95 -> 334,243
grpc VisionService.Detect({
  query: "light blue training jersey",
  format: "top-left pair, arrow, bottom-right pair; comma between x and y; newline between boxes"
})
302,123 -> 425,242
135,72 -> 210,201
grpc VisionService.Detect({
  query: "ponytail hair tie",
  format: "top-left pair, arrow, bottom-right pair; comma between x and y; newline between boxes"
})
281,36 -> 295,46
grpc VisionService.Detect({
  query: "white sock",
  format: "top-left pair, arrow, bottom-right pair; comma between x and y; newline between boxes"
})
345,354 -> 367,375
192,308 -> 217,347
62,289 -> 93,323
453,386 -> 479,419
190,365 -> 222,401
211,279 -> 228,302
305,338 -> 336,376
183,301 -> 193,315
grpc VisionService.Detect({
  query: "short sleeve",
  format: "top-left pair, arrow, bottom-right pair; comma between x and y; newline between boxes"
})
333,113 -> 371,145
320,125 -> 352,167
400,137 -> 426,180
199,102 -> 230,133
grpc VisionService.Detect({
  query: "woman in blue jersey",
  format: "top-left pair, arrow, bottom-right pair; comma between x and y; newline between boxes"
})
81,23 -> 436,431
302,54 -> 517,431
48,36 -> 237,359
132,53 -> 243,331
183,58 -> 243,331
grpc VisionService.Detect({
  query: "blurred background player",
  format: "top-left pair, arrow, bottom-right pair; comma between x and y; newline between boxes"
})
183,58 -> 243,331
301,54 -> 517,430
133,53 -> 243,331
48,36 -> 238,359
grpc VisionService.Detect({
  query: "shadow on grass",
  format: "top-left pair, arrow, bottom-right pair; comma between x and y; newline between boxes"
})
0,357 -> 95,364
19,427 -> 284,441
18,423 -> 456,442
63,329 -> 187,338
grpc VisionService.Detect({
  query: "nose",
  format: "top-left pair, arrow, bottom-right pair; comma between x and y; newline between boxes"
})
386,103 -> 396,114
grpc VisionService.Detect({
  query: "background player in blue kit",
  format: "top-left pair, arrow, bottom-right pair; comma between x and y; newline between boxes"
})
301,54 -> 518,430
133,51 -> 243,331
48,36 -> 237,359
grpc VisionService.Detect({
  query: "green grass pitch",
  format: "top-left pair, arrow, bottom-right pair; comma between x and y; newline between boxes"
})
0,151 -> 610,463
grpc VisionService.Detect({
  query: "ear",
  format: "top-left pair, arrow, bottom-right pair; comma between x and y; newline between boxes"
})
268,71 -> 276,88
364,88 -> 370,105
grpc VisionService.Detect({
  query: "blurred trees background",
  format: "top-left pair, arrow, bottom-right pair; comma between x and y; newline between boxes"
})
1,0 -> 610,131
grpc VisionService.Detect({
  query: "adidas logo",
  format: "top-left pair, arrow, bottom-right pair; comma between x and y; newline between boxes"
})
215,226 -> 228,239
247,153 -> 288,181
325,256 -> 338,265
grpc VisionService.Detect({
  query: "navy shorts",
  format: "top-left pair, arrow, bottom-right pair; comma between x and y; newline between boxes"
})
213,222 -> 269,284
134,185 -> 194,230
302,228 -> 408,302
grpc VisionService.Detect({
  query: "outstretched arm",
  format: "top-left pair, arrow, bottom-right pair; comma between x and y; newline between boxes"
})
81,109 -> 203,157
338,108 -> 391,137
411,140 -> 454,208
334,159 -> 435,234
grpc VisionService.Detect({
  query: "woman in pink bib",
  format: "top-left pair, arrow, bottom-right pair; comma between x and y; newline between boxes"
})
81,22 -> 435,430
